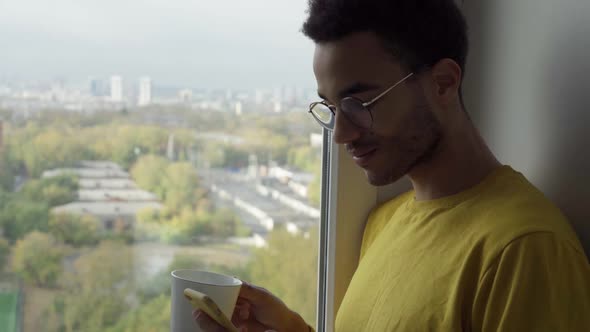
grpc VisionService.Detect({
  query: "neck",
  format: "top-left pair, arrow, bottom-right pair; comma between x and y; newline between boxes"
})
408,112 -> 501,201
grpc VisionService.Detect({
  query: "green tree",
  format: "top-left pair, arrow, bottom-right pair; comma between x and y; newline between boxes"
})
134,208 -> 163,242
0,237 -> 9,272
287,146 -> 320,173
137,254 -> 207,303
0,200 -> 50,242
162,162 -> 199,211
48,213 -> 100,247
200,142 -> 226,168
223,145 -> 249,169
130,154 -> 169,199
54,241 -> 134,332
247,227 -> 319,326
242,128 -> 289,165
0,150 -> 16,191
19,128 -> 89,177
91,125 -> 168,168
11,231 -> 64,287
308,169 -> 321,208
20,174 -> 78,207
209,208 -> 239,237
105,294 -> 171,332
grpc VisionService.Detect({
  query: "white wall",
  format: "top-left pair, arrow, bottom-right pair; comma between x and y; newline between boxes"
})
461,0 -> 590,255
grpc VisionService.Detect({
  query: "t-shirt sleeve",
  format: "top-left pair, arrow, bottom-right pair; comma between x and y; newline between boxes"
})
472,232 -> 590,332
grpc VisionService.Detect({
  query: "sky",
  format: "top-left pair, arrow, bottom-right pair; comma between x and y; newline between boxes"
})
0,0 -> 317,89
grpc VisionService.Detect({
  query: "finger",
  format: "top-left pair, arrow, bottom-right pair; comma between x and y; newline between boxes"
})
231,304 -> 250,326
236,298 -> 250,307
237,303 -> 250,319
193,309 -> 227,332
238,281 -> 272,303
239,305 -> 250,320
231,314 -> 241,329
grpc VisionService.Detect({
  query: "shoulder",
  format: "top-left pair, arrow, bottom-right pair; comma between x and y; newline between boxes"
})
470,167 -> 586,270
473,232 -> 590,331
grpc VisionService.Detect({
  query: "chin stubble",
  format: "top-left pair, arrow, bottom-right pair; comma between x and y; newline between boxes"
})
381,101 -> 443,185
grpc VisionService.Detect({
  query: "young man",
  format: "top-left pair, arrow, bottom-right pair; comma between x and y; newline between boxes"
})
195,0 -> 590,331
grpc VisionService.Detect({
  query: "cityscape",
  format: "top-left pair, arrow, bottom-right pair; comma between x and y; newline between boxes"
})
0,72 -> 323,332
0,76 -> 318,115
0,1 -> 320,330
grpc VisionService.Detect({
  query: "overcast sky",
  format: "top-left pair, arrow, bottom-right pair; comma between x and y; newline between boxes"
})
0,0 -> 316,89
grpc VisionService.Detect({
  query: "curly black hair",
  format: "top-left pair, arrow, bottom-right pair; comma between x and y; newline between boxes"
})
302,0 -> 469,76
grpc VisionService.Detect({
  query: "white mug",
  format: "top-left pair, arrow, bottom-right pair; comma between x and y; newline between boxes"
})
170,269 -> 242,332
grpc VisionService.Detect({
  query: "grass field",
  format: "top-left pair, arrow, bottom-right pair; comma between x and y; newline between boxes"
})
0,292 -> 18,332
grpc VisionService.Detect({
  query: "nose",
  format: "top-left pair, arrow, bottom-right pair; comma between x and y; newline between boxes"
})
332,111 -> 362,145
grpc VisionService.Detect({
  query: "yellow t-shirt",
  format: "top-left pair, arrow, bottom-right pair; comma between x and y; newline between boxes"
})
335,166 -> 590,331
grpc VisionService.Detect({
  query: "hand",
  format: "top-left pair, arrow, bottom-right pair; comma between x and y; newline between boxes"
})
193,280 -> 309,332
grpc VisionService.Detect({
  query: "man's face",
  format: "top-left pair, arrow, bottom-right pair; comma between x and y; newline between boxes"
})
313,32 -> 442,186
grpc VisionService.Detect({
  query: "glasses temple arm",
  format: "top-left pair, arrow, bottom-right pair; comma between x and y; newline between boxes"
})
363,72 -> 414,107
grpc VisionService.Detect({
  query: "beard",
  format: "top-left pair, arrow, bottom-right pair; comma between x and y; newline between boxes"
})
364,97 -> 443,186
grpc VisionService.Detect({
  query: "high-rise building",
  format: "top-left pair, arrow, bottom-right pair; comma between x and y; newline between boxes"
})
89,78 -> 104,97
235,101 -> 243,116
110,75 -> 123,102
138,77 -> 152,106
255,89 -> 265,105
178,89 -> 193,103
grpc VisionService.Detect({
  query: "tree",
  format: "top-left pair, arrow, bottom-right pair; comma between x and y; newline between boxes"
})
209,208 -> 239,237
161,162 -> 200,211
0,150 -> 15,191
91,125 -> 168,168
21,128 -> 89,177
200,142 -> 226,168
0,200 -> 50,242
137,253 -> 207,304
130,154 -> 169,199
287,146 -> 320,173
11,231 -> 64,287
0,237 -> 9,272
308,169 -> 321,208
246,227 -> 319,326
48,213 -> 100,247
53,241 -> 135,332
105,294 -> 171,332
134,207 -> 163,242
20,174 -> 78,207
241,128 -> 290,165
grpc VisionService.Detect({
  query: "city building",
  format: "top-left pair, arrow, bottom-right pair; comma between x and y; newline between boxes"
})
138,76 -> 152,106
110,75 -> 123,102
89,78 -> 104,97
48,161 -> 163,230
235,101 -> 243,116
178,88 -> 193,103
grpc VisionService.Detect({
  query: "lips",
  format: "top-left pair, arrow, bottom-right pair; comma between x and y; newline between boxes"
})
348,146 -> 377,167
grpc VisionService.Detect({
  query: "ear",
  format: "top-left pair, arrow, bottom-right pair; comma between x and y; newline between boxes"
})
428,58 -> 462,104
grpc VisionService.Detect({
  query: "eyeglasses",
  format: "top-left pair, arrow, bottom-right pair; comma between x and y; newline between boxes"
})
309,72 -> 414,131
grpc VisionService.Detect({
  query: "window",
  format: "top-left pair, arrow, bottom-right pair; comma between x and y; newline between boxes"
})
0,1 -> 322,331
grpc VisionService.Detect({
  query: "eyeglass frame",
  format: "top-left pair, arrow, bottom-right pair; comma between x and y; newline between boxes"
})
308,72 -> 415,131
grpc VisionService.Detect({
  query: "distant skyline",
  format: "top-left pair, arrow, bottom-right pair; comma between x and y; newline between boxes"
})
0,0 -> 316,89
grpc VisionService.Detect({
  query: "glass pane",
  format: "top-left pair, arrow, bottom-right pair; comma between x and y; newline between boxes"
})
311,104 -> 334,125
0,1 -> 322,331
